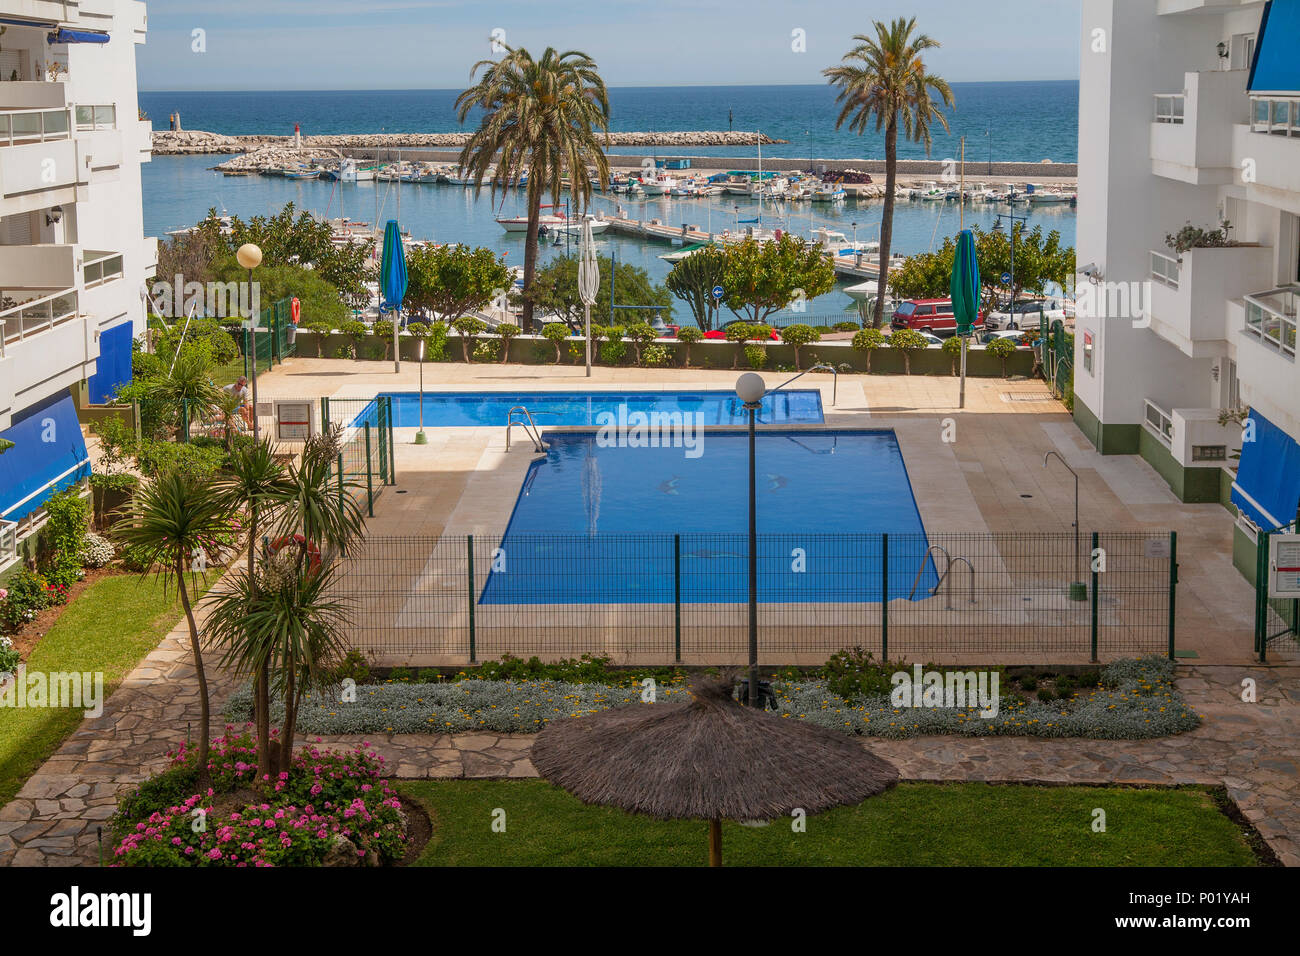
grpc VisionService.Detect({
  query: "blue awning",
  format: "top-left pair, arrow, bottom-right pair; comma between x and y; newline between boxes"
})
0,393 -> 91,523
87,319 -> 134,405
47,28 -> 109,45
1249,0 -> 1300,95
1231,410 -> 1300,531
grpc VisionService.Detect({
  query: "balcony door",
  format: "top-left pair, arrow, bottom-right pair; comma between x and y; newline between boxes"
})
1231,33 -> 1256,72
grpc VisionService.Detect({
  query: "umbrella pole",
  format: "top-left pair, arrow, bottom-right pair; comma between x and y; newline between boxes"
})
709,818 -> 722,867
584,303 -> 591,378
959,336 -> 967,410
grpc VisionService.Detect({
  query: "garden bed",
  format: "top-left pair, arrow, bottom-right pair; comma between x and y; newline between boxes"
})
227,657 -> 1199,741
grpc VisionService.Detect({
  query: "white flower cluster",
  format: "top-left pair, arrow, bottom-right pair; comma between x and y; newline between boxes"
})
80,532 -> 116,568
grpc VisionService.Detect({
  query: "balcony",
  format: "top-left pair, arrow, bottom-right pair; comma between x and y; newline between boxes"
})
1150,70 -> 1248,184
0,106 -> 71,148
0,287 -> 79,360
1145,244 -> 1275,357
0,82 -> 67,111
1244,287 -> 1298,359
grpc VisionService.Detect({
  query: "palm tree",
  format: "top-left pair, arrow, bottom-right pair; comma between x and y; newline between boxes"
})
825,19 -> 954,328
455,45 -> 611,330
213,439 -> 291,779
114,471 -> 233,777
151,346 -> 222,439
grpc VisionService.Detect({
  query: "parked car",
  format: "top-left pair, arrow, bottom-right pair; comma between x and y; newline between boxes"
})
703,320 -> 781,341
985,296 -> 1069,331
979,329 -> 1033,346
884,328 -> 944,346
891,298 -> 982,337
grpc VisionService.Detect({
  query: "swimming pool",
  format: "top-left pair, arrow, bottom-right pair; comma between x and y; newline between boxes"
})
352,390 -> 825,428
481,430 -> 938,605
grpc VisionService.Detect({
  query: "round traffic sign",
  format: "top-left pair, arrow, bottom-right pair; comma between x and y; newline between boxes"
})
712,285 -> 725,300
1001,272 -> 1013,285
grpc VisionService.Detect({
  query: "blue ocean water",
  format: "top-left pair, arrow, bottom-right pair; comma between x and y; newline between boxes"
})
355,390 -> 824,428
141,82 -> 1079,162
480,430 -> 938,605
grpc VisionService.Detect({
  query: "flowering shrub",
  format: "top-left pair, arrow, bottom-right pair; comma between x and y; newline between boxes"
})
80,532 -> 116,568
0,634 -> 19,675
235,658 -> 1199,741
112,733 -> 407,867
0,570 -> 52,633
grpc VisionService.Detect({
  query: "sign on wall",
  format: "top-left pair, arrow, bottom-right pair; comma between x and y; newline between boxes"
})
275,401 -> 314,442
1269,534 -> 1300,599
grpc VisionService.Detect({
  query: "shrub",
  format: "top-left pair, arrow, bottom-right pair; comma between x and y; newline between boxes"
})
743,343 -> 768,370
643,343 -> 671,367
541,322 -> 570,363
819,647 -> 897,699
887,328 -> 929,374
80,532 -> 116,568
111,734 -> 406,867
625,322 -> 661,365
0,570 -> 51,633
780,323 -> 821,370
986,336 -> 1018,376
331,649 -> 372,686
851,327 -> 886,372
413,320 -> 450,362
494,323 -> 521,363
833,321 -> 860,332
0,635 -> 19,675
39,489 -> 90,588
941,334 -> 964,375
472,339 -> 499,363
451,316 -> 486,362
675,325 -> 703,366
136,438 -> 227,481
1019,675 -> 1038,691
598,340 -> 627,365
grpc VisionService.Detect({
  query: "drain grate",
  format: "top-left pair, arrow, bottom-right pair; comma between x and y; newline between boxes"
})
1001,392 -> 1052,403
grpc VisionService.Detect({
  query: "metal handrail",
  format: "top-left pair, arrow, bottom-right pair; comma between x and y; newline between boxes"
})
939,557 -> 976,610
771,363 -> 837,407
909,545 -> 952,599
505,405 -> 549,453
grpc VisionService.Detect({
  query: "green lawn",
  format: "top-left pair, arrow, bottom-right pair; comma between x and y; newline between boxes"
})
401,779 -> 1258,867
0,572 -> 213,806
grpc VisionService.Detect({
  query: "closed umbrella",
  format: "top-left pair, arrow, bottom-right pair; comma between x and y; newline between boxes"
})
578,217 -> 599,378
950,228 -> 981,409
531,676 -> 898,866
380,219 -> 408,374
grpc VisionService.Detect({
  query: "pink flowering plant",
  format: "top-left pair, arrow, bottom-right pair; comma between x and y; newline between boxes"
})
111,730 -> 407,867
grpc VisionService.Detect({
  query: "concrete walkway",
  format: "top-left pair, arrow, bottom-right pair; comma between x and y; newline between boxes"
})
2,612 -> 1296,866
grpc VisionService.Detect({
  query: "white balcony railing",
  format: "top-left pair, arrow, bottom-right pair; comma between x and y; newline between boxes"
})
1144,399 -> 1175,448
1150,250 -> 1181,290
83,250 -> 124,287
1250,96 -> 1300,137
0,518 -> 16,568
1244,287 -> 1298,359
1154,94 -> 1186,125
74,104 -> 116,132
0,106 -> 71,147
0,287 -> 78,359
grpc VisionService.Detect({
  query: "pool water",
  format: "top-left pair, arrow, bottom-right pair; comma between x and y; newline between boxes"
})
355,390 -> 825,428
481,430 -> 937,605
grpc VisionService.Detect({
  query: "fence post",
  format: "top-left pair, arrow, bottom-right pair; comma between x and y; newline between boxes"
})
376,401 -> 389,484
1256,532 -> 1269,663
1166,531 -> 1177,661
881,533 -> 888,660
320,396 -> 330,432
1089,531 -> 1099,663
386,396 -> 396,485
336,452 -> 344,508
467,535 -> 477,663
363,422 -> 374,518
673,533 -> 682,663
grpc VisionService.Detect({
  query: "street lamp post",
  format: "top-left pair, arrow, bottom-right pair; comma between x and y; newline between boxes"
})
236,242 -> 263,440
735,372 -> 766,706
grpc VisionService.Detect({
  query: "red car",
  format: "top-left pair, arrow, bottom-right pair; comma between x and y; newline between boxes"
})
890,298 -> 983,337
703,322 -> 781,341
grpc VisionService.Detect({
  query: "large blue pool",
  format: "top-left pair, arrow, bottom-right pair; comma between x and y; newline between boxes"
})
481,430 -> 938,605
353,390 -> 825,428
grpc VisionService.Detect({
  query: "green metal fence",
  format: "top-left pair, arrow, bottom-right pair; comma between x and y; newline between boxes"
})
323,530 -> 1178,666
1254,523 -> 1300,662
320,395 -> 395,518
1040,316 -> 1073,401
241,297 -> 296,378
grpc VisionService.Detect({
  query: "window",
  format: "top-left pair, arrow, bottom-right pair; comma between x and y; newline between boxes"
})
1231,33 -> 1257,71
1192,445 -> 1227,462
1082,331 -> 1094,374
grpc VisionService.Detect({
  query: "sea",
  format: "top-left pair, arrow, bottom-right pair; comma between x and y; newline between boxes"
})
140,82 -> 1079,323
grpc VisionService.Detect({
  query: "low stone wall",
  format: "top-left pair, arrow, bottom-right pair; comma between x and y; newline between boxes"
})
290,330 -> 1037,378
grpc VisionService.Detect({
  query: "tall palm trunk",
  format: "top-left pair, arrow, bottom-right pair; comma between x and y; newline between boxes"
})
279,668 -> 296,772
521,183 -> 543,329
246,505 -> 273,780
873,120 -> 900,330
176,556 -> 210,781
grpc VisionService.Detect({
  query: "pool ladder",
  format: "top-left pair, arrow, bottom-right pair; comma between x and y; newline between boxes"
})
908,545 -> 976,610
506,406 -> 549,453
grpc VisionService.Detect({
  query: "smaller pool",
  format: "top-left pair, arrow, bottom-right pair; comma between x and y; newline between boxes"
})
351,390 -> 825,428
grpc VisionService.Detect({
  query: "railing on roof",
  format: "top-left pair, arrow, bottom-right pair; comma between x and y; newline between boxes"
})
1244,287 -> 1298,359
0,287 -> 78,358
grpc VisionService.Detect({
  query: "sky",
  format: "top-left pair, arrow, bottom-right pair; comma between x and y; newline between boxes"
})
139,0 -> 1082,91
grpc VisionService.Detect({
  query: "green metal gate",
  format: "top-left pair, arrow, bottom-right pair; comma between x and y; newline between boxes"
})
242,297 -> 296,378
319,395 -> 396,518
1254,523 -> 1300,662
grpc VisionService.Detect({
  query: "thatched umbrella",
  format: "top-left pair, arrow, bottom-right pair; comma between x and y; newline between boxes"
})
530,676 -> 899,866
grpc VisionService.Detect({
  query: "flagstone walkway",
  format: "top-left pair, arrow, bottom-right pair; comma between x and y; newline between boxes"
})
1,615 -> 1297,866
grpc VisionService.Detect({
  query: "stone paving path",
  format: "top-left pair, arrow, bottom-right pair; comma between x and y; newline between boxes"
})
2,616 -> 1297,866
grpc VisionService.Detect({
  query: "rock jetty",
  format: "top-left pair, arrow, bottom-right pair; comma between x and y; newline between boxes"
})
152,129 -> 786,156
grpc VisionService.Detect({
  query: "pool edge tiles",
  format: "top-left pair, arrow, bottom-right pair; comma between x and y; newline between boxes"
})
479,428 -> 940,605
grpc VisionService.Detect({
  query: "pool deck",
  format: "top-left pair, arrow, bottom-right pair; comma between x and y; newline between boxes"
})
252,357 -> 1267,666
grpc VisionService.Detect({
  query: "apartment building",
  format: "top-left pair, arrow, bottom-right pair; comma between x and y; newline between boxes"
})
1076,0 -> 1300,578
0,0 -> 153,566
